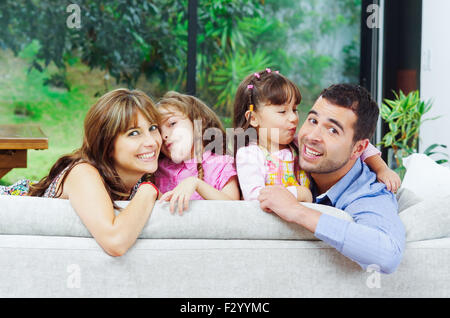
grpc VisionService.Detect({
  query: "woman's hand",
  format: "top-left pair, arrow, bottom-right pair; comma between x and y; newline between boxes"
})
160,177 -> 199,215
376,167 -> 401,193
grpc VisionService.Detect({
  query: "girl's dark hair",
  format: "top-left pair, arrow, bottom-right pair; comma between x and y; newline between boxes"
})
232,69 -> 302,155
28,88 -> 160,209
156,91 -> 228,180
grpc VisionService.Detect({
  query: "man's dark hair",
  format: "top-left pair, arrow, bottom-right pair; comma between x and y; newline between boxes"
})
320,84 -> 379,142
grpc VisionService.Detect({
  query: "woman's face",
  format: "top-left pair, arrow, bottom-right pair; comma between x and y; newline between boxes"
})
112,111 -> 162,178
159,106 -> 194,163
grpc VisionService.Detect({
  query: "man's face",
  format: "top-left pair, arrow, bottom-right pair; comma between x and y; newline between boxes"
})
297,96 -> 361,174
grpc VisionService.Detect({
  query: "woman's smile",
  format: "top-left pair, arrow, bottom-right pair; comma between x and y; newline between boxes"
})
137,151 -> 157,162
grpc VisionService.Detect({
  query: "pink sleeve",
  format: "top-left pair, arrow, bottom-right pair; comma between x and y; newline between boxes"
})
214,155 -> 238,190
360,142 -> 381,162
153,157 -> 175,193
235,145 -> 266,201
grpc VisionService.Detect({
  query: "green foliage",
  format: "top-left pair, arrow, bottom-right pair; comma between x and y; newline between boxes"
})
0,0 -> 363,182
196,0 -> 266,113
296,50 -> 335,104
342,38 -> 360,83
0,44 -> 96,184
0,0 -> 361,116
422,144 -> 449,165
200,0 -> 361,115
43,72 -> 71,91
378,90 -> 448,176
0,0 -> 188,88
209,49 -> 272,113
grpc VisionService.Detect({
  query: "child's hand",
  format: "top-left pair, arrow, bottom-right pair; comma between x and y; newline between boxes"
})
296,185 -> 313,203
376,168 -> 401,193
160,177 -> 198,215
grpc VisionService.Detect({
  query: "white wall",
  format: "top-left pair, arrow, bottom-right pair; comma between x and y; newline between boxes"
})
420,0 -> 450,166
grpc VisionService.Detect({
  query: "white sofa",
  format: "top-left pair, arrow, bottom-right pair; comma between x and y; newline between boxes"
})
0,154 -> 449,298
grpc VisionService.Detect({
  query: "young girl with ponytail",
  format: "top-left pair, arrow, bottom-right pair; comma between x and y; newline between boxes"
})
233,68 -> 399,201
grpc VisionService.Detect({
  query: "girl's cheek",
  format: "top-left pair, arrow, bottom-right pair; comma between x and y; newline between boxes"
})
174,123 -> 193,138
161,147 -> 171,159
161,127 -> 172,141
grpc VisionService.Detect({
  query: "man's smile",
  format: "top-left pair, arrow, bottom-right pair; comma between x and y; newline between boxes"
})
302,145 -> 324,159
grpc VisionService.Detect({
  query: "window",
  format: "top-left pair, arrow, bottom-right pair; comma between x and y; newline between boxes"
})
0,0 -> 362,183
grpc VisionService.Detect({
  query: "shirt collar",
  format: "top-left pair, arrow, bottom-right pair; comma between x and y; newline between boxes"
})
313,158 -> 363,206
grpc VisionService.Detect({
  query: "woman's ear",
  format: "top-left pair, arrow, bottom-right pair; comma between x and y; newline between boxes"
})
245,110 -> 259,128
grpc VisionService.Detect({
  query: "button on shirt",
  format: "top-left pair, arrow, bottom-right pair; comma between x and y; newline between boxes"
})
312,158 -> 406,274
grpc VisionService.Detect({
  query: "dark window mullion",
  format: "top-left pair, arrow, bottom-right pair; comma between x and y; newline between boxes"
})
186,0 -> 198,95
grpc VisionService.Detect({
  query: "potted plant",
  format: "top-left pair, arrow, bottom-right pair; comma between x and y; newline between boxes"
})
378,90 -> 448,179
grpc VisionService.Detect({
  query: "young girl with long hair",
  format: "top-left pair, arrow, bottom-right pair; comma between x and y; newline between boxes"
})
154,91 -> 240,214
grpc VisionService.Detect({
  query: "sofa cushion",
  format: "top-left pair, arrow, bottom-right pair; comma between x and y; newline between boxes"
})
401,153 -> 450,200
0,195 -> 353,240
394,153 -> 450,241
396,188 -> 423,213
399,194 -> 450,242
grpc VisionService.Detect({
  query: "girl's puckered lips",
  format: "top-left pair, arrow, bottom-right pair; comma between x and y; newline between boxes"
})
164,142 -> 173,149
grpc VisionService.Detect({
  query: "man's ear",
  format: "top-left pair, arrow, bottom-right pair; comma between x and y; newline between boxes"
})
245,110 -> 259,128
351,139 -> 369,160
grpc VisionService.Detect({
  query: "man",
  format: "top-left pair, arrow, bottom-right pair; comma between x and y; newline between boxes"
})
258,84 -> 405,274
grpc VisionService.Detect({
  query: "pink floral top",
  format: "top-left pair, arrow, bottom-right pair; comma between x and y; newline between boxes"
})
259,144 -> 311,189
154,151 -> 237,200
236,142 -> 381,201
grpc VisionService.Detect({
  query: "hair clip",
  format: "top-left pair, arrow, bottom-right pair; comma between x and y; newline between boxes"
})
254,73 -> 261,79
249,104 -> 254,112
275,70 -> 279,74
247,84 -> 254,89
266,68 -> 272,73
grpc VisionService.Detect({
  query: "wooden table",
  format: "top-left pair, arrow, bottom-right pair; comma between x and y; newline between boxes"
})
0,124 -> 48,179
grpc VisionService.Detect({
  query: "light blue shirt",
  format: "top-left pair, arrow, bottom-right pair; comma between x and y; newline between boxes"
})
312,158 -> 406,274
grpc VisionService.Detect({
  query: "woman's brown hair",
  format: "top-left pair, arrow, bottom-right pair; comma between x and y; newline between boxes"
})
28,88 -> 160,206
232,69 -> 302,155
156,91 -> 228,180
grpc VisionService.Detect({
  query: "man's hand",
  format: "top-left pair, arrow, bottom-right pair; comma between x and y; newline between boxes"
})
257,185 -> 301,223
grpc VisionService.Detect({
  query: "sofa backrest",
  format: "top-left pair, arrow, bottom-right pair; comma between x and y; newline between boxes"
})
0,196 -> 353,240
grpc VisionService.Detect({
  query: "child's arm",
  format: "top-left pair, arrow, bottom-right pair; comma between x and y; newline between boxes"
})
196,176 -> 240,200
236,145 -> 267,200
284,185 -> 312,202
295,185 -> 313,203
363,144 -> 401,193
160,176 -> 240,215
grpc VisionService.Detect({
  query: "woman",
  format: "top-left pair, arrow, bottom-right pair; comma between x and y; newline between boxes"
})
26,88 -> 162,256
